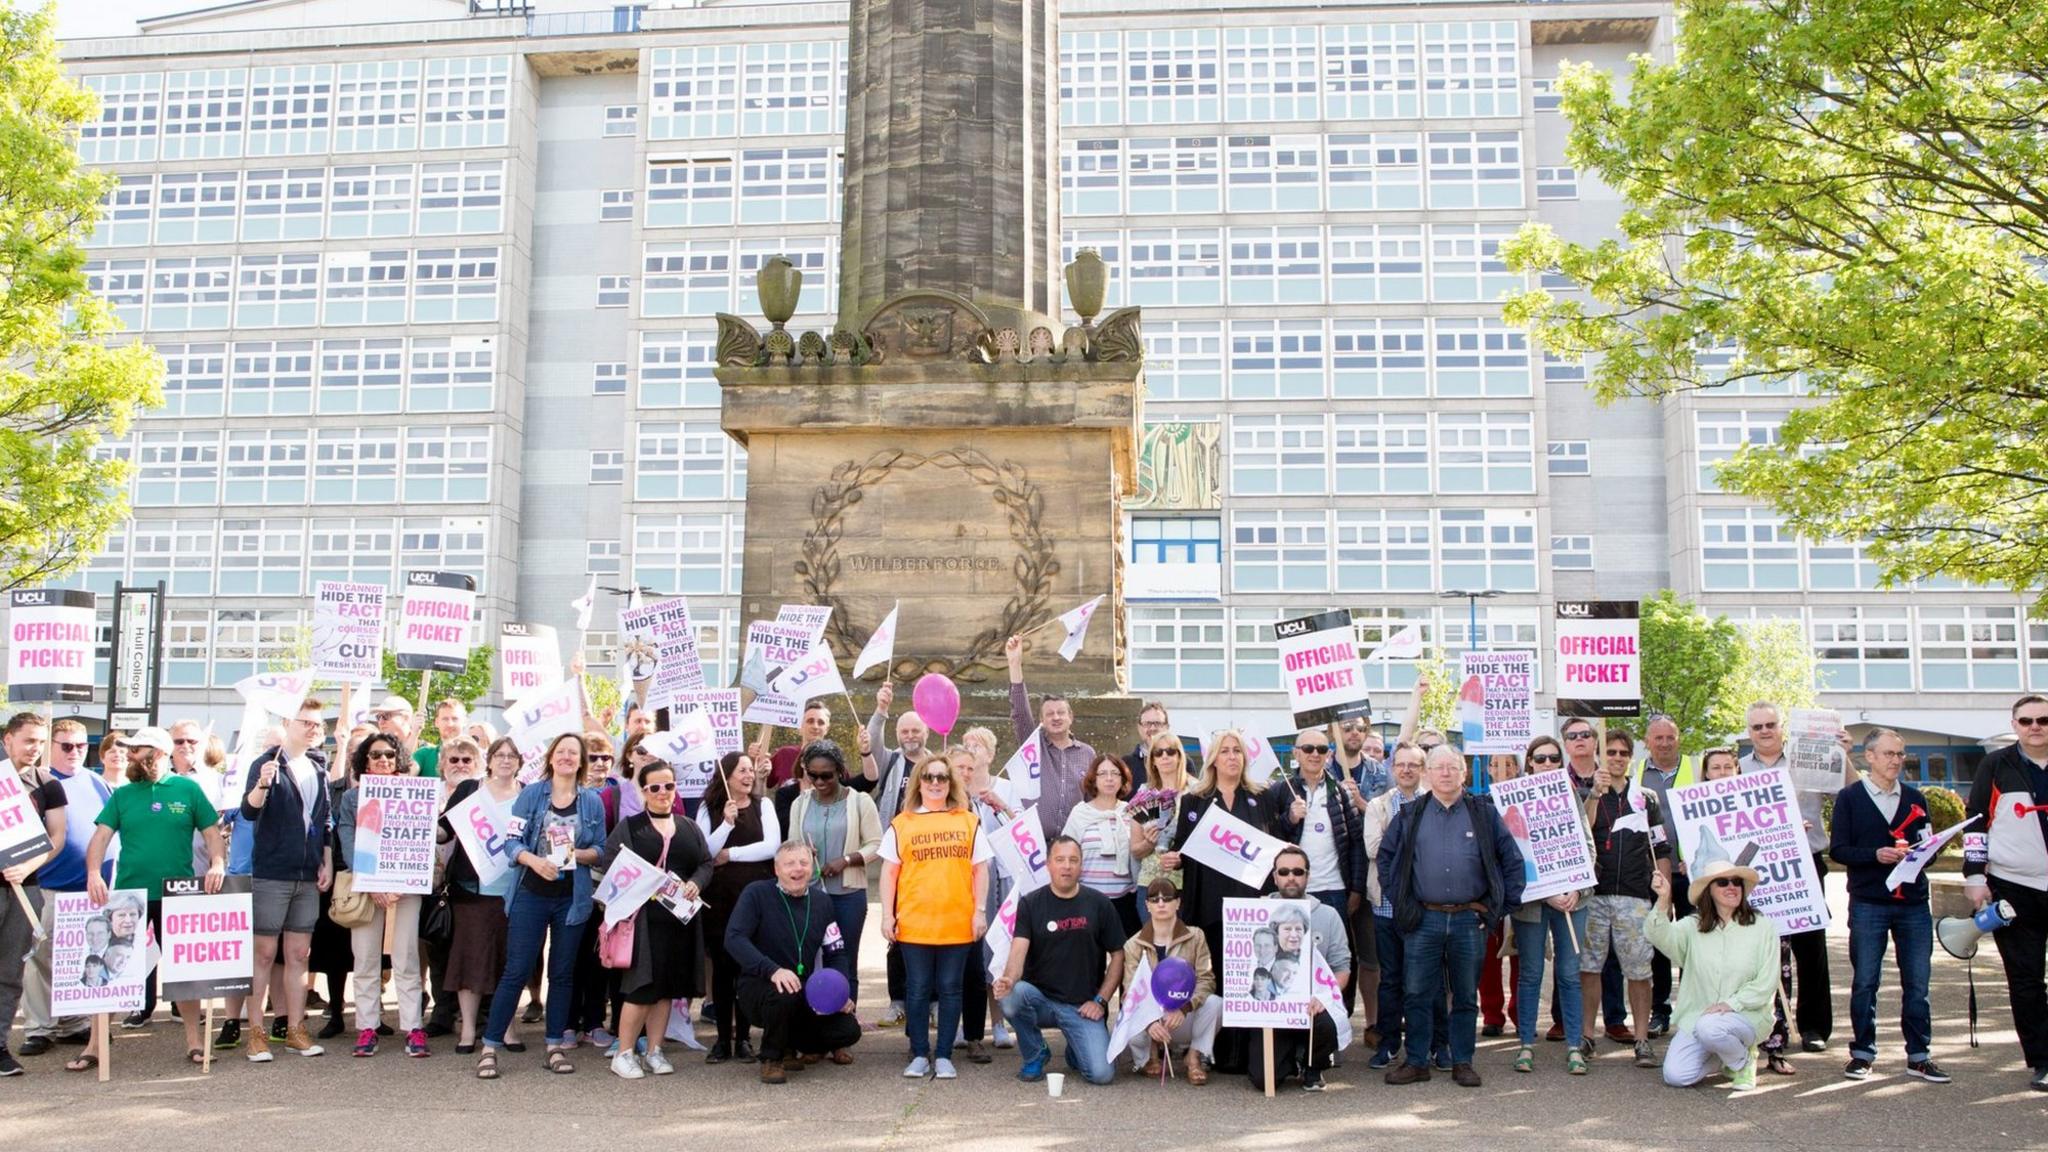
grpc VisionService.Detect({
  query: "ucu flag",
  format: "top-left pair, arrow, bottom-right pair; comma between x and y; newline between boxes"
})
1183,803 -> 1286,889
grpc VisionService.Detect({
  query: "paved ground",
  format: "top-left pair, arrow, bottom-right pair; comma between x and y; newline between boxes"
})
8,879 -> 2044,1150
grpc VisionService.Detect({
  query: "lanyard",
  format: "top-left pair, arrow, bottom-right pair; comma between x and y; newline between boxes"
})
778,887 -> 813,976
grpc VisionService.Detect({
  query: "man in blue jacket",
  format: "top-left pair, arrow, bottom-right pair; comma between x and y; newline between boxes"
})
239,698 -> 334,1062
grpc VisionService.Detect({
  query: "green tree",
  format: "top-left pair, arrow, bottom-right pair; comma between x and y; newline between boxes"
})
1618,590 -> 1741,753
0,6 -> 162,590
381,646 -> 496,734
1501,0 -> 2048,607
1708,618 -> 1824,739
1414,648 -> 1457,735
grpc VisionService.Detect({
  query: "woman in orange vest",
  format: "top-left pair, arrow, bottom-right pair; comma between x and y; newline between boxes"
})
880,751 -> 992,1081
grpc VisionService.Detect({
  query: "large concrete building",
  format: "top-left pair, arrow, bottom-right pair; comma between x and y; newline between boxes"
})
36,0 -> 2018,782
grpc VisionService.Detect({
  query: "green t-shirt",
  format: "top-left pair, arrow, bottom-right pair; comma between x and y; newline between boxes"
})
412,745 -> 441,779
95,775 -> 219,899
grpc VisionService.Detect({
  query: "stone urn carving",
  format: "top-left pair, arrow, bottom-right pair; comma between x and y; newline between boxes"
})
1065,248 -> 1107,327
756,254 -> 803,330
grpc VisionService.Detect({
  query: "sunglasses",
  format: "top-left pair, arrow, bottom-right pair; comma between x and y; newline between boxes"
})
1146,894 -> 1179,904
1604,749 -> 1632,758
642,781 -> 678,794
1153,747 -> 1182,758
1339,722 -> 1368,732
1563,730 -> 1594,741
1529,753 -> 1562,765
806,771 -> 839,782
589,754 -> 615,763
2016,716 -> 2048,728
1295,744 -> 1330,754
444,755 -> 474,764
173,738 -> 202,746
1273,867 -> 1308,877
368,750 -> 399,760
1710,877 -> 1745,890
55,741 -> 88,752
1748,721 -> 1779,732
920,773 -> 951,784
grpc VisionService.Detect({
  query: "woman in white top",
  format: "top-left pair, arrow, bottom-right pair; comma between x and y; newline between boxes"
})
696,751 -> 781,1063
1061,753 -> 1141,937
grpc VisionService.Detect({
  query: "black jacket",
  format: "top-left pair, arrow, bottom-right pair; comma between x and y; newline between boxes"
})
238,746 -> 331,883
1263,775 -> 1368,894
1376,791 -> 1524,932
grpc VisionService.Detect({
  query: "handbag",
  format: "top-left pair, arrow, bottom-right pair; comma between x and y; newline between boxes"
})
419,885 -> 455,945
599,826 -> 671,969
328,871 -> 375,928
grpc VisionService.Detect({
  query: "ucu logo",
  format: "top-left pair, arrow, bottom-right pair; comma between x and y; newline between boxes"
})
1011,825 -> 1047,871
1208,824 -> 1260,862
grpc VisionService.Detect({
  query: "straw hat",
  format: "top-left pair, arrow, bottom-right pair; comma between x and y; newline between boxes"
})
1686,826 -> 1762,906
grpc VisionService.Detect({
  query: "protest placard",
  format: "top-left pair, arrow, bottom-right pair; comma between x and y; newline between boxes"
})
594,846 -> 668,927
1490,768 -> 1596,902
1460,650 -> 1535,754
445,785 -> 521,889
505,677 -> 584,779
989,808 -> 1051,896
8,588 -> 97,703
395,570 -> 476,673
0,764 -> 55,870
1785,708 -> 1849,792
1221,898 -> 1314,1029
159,877 -> 253,1001
670,689 -> 742,799
349,775 -> 441,895
621,597 -> 704,710
983,890 -> 1020,981
311,581 -> 385,681
1668,766 -> 1829,933
1554,601 -> 1640,718
776,603 -> 833,643
1272,610 -> 1370,727
51,890 -> 150,1016
499,623 -> 563,701
1181,804 -> 1287,891
740,619 -> 815,725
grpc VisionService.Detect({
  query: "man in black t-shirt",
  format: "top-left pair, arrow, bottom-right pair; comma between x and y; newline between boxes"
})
994,836 -> 1128,1086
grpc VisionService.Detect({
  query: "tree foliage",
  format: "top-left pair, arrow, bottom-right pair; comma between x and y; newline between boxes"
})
1708,618 -> 1823,739
380,646 -> 497,716
1614,590 -> 1741,753
1502,0 -> 2048,607
0,6 -> 162,590
1414,648 -> 1457,735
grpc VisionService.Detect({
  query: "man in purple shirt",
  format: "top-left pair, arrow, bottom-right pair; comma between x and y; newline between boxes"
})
1005,634 -> 1097,840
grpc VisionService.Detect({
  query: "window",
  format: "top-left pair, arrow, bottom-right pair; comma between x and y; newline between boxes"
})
1530,77 -> 1561,113
308,517 -> 397,589
635,421 -> 733,500
328,164 -> 413,238
650,46 -> 739,139
1230,413 -> 1326,496
229,340 -> 315,416
591,450 -> 625,484
403,425 -> 491,503
1426,130 -> 1523,209
1324,24 -> 1419,119
1333,413 -> 1429,493
161,69 -> 245,160
1696,409 -> 1784,491
134,431 -> 220,507
80,74 -> 161,164
211,608 -> 303,684
1422,22 -> 1520,118
742,42 -> 839,136
737,147 -> 833,223
317,338 -> 404,414
223,430 -> 310,504
1439,508 -> 1537,592
596,275 -> 632,309
1327,133 -> 1422,211
1436,412 -> 1533,493
1228,607 -> 1303,692
423,56 -> 510,149
334,60 -> 420,152
1806,537 -> 1881,591
417,161 -> 504,234
1059,30 -> 1121,127
1223,27 -> 1319,121
639,330 -> 718,407
129,519 -> 216,597
642,241 -> 731,317
1433,317 -> 1530,396
400,516 -> 488,586
1696,340 -> 1805,394
1919,606 -> 2022,691
1336,510 -> 1433,592
1700,507 -> 1800,590
646,157 -> 734,227
239,167 -> 326,242
1227,319 -> 1325,399
90,175 -> 155,249
314,428 -> 400,503
323,250 -> 409,326
409,336 -> 494,411
1430,224 -> 1520,302
1126,137 -> 1221,214
1131,515 -> 1222,563
594,362 -> 628,395
1552,534 -> 1593,571
600,188 -> 636,223
1547,439 -> 1590,476
1543,353 -> 1587,389
1141,320 -> 1224,401
1126,228 -> 1222,307
151,168 -> 237,241
162,608 -> 211,687
155,342 -> 227,419
587,540 -> 622,577
1329,225 -> 1425,303
1812,606 -> 1912,691
1331,318 -> 1427,397
1062,139 -> 1121,216
1125,29 -> 1221,124
1537,165 -> 1578,200
1129,607 -> 1226,691
1231,510 -> 1329,592
86,260 -> 148,330
1227,226 -> 1323,304
245,64 -> 332,155
412,247 -> 499,323
633,513 -> 731,595
148,256 -> 233,331
603,104 -> 639,137
235,253 -> 321,328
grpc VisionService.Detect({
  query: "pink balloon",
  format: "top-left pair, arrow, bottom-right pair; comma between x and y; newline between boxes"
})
911,673 -> 961,736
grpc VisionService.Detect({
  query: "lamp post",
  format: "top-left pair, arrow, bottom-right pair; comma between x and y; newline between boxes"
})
1440,589 -> 1503,792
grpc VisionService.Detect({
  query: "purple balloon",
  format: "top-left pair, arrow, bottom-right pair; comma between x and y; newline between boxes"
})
804,967 -> 851,1015
1151,956 -> 1197,1009
911,673 -> 961,736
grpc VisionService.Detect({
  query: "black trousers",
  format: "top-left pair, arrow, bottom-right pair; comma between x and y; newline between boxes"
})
426,931 -> 455,1028
1990,877 -> 2048,1070
1249,1012 -> 1340,1090
887,941 -> 905,1003
961,947 -> 988,1042
736,977 -> 863,1061
1781,852 -> 1834,1043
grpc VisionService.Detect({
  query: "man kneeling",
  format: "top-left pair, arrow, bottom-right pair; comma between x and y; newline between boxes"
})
726,841 -> 862,1083
996,836 -> 1130,1086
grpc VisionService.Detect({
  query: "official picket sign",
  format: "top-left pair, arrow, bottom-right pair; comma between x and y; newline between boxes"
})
499,622 -> 564,700
350,775 -> 442,895
1554,600 -> 1641,718
311,581 -> 386,682
7,588 -> 97,702
1272,609 -> 1371,727
0,764 -> 56,870
1490,768 -> 1597,902
1220,897 -> 1315,1029
159,877 -> 254,1000
1668,766 -> 1829,934
395,570 -> 476,673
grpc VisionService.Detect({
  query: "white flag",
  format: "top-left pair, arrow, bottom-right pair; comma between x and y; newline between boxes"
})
1107,955 -> 1165,1062
1056,595 -> 1105,662
853,601 -> 900,678
983,891 -> 1021,981
1310,950 -> 1352,1051
1367,624 -> 1424,662
1240,731 -> 1282,786
235,668 -> 316,719
1180,803 -> 1289,889
766,640 -> 847,703
593,846 -> 668,927
1004,727 -> 1044,801
645,707 -> 722,769
571,576 -> 597,634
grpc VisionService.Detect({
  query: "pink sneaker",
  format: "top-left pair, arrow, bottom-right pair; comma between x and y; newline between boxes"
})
406,1029 -> 430,1058
352,1029 -> 378,1057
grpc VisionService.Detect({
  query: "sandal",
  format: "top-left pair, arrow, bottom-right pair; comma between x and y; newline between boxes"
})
545,1047 -> 575,1074
188,1048 -> 207,1066
65,1054 -> 99,1073
1766,1053 -> 1796,1076
475,1050 -> 500,1080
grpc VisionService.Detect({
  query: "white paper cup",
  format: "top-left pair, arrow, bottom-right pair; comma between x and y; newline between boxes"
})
1046,1071 -> 1066,1098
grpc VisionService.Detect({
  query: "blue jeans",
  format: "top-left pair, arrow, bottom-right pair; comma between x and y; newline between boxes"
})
1848,899 -> 1932,1062
1402,908 -> 1485,1067
1374,914 -> 1446,1057
1513,906 -> 1587,1047
826,890 -> 869,1000
900,941 -> 970,1061
483,890 -> 585,1048
999,979 -> 1114,1085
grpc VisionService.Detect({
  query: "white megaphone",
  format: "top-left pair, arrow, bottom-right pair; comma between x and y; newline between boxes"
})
1937,900 -> 2015,960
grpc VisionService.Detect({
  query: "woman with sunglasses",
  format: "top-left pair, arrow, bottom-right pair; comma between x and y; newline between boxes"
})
1120,878 -> 1218,1083
881,753 -> 991,1080
1176,729 -> 1271,1075
1644,852 -> 1779,1089
1131,731 -> 1191,903
597,760 -> 713,1079
440,737 -> 526,1056
1698,747 -> 1798,1075
334,732 -> 430,1058
787,739 -> 882,1048
1506,736 -> 1591,1073
698,751 -> 782,1063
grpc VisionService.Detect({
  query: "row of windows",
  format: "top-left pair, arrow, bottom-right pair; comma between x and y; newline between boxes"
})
631,424 -> 749,502
101,425 -> 495,508
78,60 -> 513,163
59,515 -> 489,601
1696,508 -> 1940,594
1138,316 -> 1541,401
629,512 -> 747,596
1129,603 -> 1538,694
86,161 -> 506,248
1132,507 -> 1541,594
642,148 -> 842,227
634,240 -> 835,320
1221,411 -> 1536,496
649,42 -> 846,140
144,337 -> 497,418
85,248 -> 502,332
